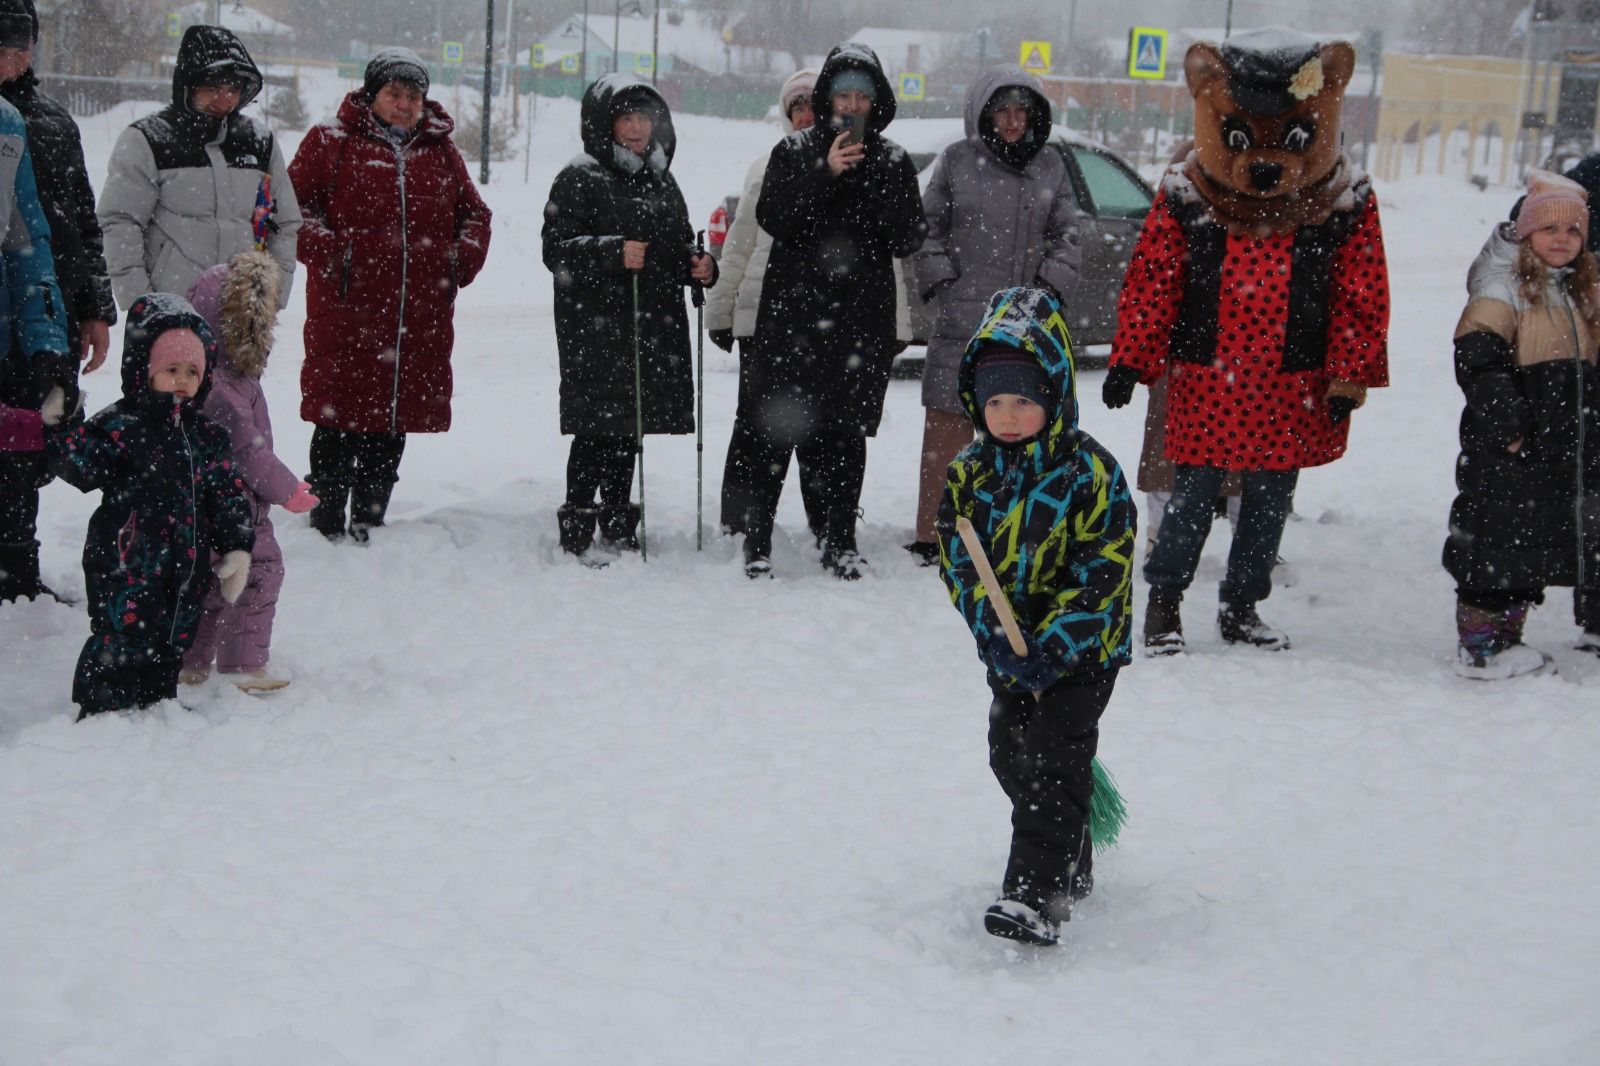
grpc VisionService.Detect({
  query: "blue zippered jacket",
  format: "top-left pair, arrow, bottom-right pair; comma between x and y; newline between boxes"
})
0,95 -> 69,366
938,286 -> 1135,692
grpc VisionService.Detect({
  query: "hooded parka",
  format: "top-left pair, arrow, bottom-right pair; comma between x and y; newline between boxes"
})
913,70 -> 1081,415
1445,222 -> 1600,598
97,26 -> 301,311
751,43 -> 926,438
542,75 -> 707,437
290,90 -> 492,435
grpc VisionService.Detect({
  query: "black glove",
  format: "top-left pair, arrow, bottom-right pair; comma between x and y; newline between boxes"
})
1327,396 -> 1358,425
1101,366 -> 1140,410
710,328 -> 735,353
31,351 -> 78,412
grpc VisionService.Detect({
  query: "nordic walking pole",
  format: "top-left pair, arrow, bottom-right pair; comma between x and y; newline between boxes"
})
955,515 -> 1027,655
692,229 -> 707,551
633,271 -> 647,562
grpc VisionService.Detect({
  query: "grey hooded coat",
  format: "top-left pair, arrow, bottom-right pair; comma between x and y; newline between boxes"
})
912,70 -> 1081,415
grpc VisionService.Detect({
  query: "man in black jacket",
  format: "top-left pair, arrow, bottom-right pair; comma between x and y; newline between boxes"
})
0,0 -> 102,602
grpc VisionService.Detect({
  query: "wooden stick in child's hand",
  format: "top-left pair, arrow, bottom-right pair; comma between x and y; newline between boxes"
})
955,515 -> 1028,657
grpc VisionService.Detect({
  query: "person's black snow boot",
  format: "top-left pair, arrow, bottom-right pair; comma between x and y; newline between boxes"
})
742,506 -> 773,579
983,899 -> 1059,946
0,542 -> 71,604
557,504 -> 600,559
1578,629 -> 1600,658
903,540 -> 940,567
598,503 -> 641,553
1218,602 -> 1290,650
1144,591 -> 1185,655
349,482 -> 395,544
821,508 -> 867,580
308,482 -> 350,542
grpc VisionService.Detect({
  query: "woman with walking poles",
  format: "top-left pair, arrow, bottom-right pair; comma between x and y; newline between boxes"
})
542,73 -> 716,564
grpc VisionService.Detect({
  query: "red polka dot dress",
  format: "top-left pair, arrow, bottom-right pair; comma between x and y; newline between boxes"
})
1110,188 -> 1390,471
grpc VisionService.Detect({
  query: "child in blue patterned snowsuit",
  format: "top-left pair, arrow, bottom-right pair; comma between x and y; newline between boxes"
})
47,293 -> 254,718
938,286 -> 1135,946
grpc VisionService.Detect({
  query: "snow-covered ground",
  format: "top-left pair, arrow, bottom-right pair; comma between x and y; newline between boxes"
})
2,69 -> 1597,1065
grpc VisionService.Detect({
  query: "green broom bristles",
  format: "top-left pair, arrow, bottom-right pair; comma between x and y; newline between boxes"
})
1088,757 -> 1127,853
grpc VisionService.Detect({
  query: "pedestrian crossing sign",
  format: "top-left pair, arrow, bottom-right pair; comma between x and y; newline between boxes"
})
1127,27 -> 1168,80
442,41 -> 465,64
531,44 -> 545,66
166,12 -> 181,37
561,54 -> 580,73
1019,40 -> 1052,75
636,52 -> 655,74
898,73 -> 925,101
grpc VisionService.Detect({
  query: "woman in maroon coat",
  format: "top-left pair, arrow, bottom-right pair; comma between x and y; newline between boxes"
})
289,49 -> 492,541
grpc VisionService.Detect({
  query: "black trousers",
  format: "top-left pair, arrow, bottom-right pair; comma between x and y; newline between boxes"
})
0,340 -> 68,598
720,341 -> 826,536
988,671 -> 1117,921
565,434 -> 639,508
309,427 -> 407,496
734,426 -> 865,540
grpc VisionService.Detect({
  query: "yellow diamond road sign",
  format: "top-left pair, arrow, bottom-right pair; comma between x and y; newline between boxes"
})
1019,40 -> 1051,74
898,73 -> 925,101
1127,27 -> 1168,79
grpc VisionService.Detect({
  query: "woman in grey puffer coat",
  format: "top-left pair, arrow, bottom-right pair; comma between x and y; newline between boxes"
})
909,70 -> 1081,558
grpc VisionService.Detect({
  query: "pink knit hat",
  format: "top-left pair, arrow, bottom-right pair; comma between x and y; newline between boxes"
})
147,328 -> 206,383
1516,170 -> 1589,241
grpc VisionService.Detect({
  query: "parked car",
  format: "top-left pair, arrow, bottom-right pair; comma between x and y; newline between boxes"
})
704,129 -> 1154,370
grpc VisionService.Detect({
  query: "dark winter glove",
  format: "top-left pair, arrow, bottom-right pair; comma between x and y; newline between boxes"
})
983,629 -> 1061,693
710,328 -> 735,353
1327,397 -> 1358,424
1101,366 -> 1140,410
31,351 -> 78,413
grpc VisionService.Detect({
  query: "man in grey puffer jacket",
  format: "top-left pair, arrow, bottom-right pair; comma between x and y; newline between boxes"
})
97,25 -> 300,310
909,70 -> 1081,559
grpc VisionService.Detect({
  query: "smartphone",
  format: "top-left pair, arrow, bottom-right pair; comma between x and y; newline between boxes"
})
834,112 -> 864,147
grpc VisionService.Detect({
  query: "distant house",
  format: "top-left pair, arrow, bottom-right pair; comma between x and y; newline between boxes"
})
173,1 -> 295,51
845,27 -> 973,82
533,9 -> 796,79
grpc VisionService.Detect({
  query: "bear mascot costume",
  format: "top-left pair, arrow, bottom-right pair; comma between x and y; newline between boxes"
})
1102,27 -> 1390,653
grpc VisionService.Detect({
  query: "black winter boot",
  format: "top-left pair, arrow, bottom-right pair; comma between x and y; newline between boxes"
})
557,504 -> 599,558
349,482 -> 395,543
308,483 -> 350,542
1143,590 -> 1184,655
598,503 -> 641,552
742,506 -> 774,579
1218,602 -> 1290,650
0,541 -> 40,602
820,508 -> 867,580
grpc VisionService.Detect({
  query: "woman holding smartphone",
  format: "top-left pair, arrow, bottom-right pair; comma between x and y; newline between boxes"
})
739,43 -> 926,580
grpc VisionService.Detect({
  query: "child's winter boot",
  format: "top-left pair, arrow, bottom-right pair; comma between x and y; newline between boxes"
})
598,503 -> 641,552
1453,601 -> 1552,680
1218,601 -> 1290,650
227,668 -> 290,693
983,898 -> 1059,946
1143,590 -> 1185,655
557,504 -> 599,558
308,481 -> 349,542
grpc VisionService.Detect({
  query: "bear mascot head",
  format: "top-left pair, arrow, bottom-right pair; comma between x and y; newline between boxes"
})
1180,28 -> 1358,238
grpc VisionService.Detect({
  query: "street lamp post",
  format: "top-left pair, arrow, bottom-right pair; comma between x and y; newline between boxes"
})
580,0 -> 589,83
481,0 -> 493,183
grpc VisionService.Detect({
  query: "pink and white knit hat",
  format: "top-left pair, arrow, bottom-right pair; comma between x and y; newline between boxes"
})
147,329 -> 206,381
1516,170 -> 1589,241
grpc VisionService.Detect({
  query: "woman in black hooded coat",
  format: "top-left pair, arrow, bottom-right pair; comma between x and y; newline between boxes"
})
541,74 -> 715,558
741,43 -> 925,579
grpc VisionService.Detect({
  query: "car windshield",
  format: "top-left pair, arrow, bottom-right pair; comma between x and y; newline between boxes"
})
1070,147 -> 1152,219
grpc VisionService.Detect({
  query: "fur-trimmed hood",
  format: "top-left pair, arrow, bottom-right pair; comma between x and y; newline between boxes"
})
186,251 -> 281,379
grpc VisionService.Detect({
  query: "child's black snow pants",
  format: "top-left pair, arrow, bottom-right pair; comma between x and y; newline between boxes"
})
988,670 -> 1117,921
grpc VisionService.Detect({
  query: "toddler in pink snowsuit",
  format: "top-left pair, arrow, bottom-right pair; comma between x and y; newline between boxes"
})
180,251 -> 317,692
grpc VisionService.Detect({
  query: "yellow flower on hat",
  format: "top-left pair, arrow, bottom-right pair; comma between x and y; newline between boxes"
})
1288,56 -> 1324,101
